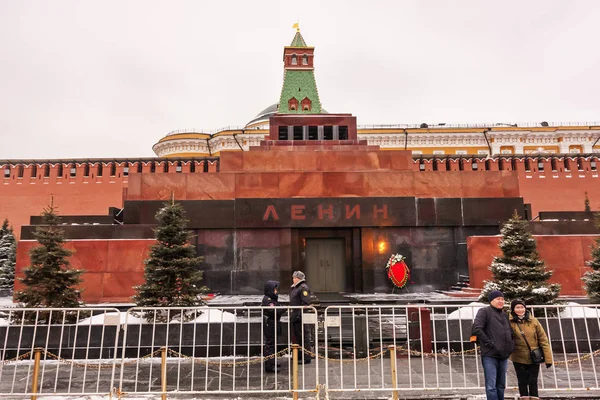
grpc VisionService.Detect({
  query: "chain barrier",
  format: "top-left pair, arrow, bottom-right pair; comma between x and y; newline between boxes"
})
1,348 -> 161,369
3,346 -> 599,369
0,350 -> 33,365
554,348 -> 600,365
165,347 -> 291,367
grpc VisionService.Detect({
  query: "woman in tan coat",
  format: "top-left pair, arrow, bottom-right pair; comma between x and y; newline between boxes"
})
509,299 -> 553,400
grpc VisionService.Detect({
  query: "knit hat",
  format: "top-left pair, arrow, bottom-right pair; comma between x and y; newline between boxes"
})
510,299 -> 526,312
487,290 -> 505,302
292,271 -> 305,280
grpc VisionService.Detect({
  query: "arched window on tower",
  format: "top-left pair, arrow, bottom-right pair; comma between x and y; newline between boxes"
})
288,97 -> 298,111
291,54 -> 297,65
302,54 -> 308,65
301,97 -> 312,111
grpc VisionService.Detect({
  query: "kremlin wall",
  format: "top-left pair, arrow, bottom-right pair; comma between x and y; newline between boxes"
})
1,29 -> 599,303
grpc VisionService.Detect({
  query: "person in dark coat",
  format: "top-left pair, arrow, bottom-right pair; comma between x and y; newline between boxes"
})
261,280 -> 282,373
472,290 -> 515,400
289,270 -> 312,364
509,299 -> 553,400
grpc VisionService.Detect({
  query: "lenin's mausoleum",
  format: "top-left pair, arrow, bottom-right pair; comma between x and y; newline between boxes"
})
1,30 -> 599,303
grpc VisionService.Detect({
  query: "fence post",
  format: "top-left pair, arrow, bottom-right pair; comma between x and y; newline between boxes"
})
161,347 -> 167,400
292,343 -> 299,400
30,348 -> 42,400
389,345 -> 398,400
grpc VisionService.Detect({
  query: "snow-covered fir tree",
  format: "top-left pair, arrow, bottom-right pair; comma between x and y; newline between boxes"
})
134,201 -> 206,322
480,212 -> 561,304
0,219 -> 17,291
14,201 -> 84,317
583,215 -> 600,303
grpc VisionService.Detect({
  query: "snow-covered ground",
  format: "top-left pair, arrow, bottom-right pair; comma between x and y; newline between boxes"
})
77,308 -> 237,325
556,302 -> 600,318
447,302 -> 484,320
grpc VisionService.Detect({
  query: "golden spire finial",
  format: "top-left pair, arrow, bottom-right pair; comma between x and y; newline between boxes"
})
292,22 -> 300,32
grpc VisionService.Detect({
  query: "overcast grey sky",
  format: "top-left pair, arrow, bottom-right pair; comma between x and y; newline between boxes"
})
1,0 -> 599,159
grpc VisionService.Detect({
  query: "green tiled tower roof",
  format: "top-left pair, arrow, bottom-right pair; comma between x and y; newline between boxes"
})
278,30 -> 322,114
278,70 -> 322,114
290,31 -> 307,47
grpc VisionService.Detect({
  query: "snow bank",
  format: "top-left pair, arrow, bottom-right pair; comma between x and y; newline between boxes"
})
190,308 -> 235,323
559,302 -> 600,319
447,302 -> 485,320
78,309 -> 236,325
78,312 -> 143,325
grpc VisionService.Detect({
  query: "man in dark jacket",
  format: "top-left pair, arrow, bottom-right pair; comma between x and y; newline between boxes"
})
261,280 -> 282,373
472,290 -> 514,400
289,271 -> 312,364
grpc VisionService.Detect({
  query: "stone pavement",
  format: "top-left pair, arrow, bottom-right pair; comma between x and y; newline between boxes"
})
2,352 -> 600,399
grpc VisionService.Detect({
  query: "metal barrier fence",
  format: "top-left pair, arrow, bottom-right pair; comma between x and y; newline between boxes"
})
0,307 -> 121,398
1,303 -> 600,398
323,304 -> 600,397
118,306 -> 319,397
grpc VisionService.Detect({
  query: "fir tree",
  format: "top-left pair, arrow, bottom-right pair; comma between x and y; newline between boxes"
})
583,214 -> 600,302
480,212 -> 561,305
134,201 -> 206,322
0,219 -> 17,291
14,201 -> 84,318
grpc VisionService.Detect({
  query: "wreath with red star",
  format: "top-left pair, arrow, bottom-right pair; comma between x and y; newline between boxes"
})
386,254 -> 410,289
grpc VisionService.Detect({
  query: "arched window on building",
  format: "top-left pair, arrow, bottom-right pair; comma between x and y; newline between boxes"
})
110,163 -> 116,176
31,164 -> 37,178
17,165 -> 24,178
84,163 -> 90,177
288,97 -> 298,111
43,164 -> 50,177
301,97 -> 312,111
302,54 -> 308,65
57,164 -> 63,177
291,54 -> 297,65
